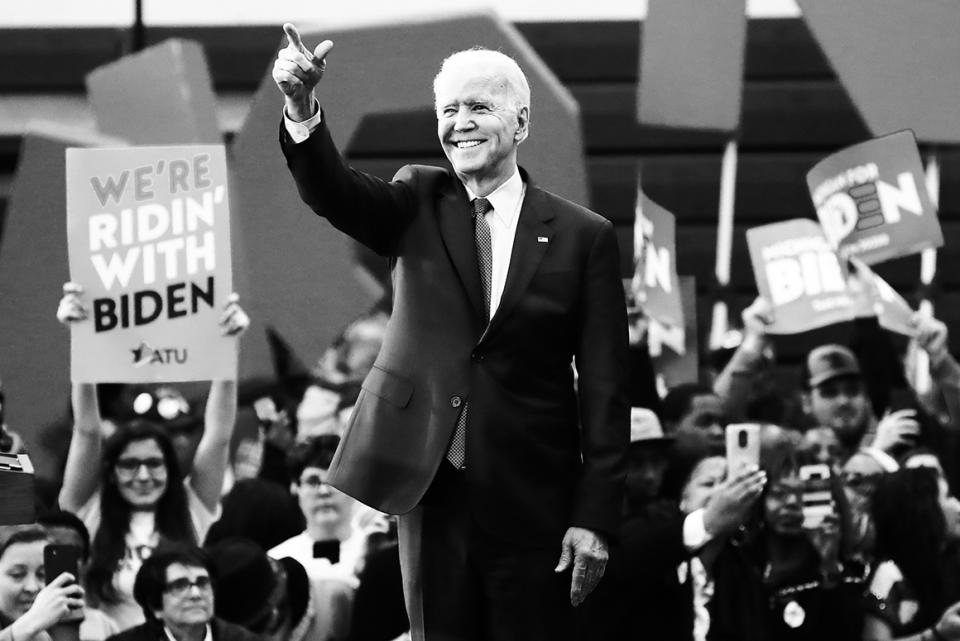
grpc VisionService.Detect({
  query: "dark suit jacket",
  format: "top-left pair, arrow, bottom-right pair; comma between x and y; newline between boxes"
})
280,117 -> 629,544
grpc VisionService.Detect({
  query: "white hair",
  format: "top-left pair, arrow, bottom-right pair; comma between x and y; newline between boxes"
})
432,48 -> 531,116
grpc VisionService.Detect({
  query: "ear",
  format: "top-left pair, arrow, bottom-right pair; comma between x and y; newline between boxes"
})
290,481 -> 299,496
514,106 -> 529,144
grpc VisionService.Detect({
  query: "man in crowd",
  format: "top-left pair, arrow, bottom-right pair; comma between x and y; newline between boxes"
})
273,22 -> 629,641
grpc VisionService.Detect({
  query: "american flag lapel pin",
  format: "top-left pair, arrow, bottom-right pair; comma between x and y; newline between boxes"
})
537,236 -> 548,243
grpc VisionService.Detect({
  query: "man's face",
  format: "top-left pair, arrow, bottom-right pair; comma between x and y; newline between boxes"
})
435,58 -> 528,190
625,446 -> 669,502
157,563 -> 214,628
677,394 -> 727,452
805,376 -> 870,447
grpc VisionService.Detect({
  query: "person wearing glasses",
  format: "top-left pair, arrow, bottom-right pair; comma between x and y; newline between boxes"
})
106,545 -> 262,641
269,436 -> 389,578
56,287 -> 250,632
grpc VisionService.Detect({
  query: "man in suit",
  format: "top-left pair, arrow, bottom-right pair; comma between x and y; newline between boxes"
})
273,23 -> 629,641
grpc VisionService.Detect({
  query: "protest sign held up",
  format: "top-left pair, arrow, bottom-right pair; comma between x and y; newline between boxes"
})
747,219 -> 854,334
807,130 -> 942,265
632,188 -> 684,329
66,145 -> 235,382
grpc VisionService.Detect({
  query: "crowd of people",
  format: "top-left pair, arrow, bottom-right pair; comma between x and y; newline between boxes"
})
2,22 -> 960,641
2,282 -> 960,641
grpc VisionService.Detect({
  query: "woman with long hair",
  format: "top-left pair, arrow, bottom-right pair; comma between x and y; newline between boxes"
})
864,466 -> 960,640
56,285 -> 248,630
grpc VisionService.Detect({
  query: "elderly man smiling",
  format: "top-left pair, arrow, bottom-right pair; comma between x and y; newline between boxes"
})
273,24 -> 630,641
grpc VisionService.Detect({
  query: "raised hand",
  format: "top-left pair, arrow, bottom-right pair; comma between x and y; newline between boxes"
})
913,312 -> 950,363
554,526 -> 608,607
56,282 -> 87,324
702,465 -> 766,537
740,296 -> 773,353
219,293 -> 250,337
272,22 -> 334,121
872,408 -> 920,453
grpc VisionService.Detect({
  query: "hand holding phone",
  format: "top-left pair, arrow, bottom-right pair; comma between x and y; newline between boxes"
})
725,424 -> 761,477
43,544 -> 84,623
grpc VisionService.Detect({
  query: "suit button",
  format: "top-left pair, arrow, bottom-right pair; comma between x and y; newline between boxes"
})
450,396 -> 462,408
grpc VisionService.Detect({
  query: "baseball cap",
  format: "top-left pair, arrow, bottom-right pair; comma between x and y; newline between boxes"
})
806,344 -> 861,388
630,407 -> 673,445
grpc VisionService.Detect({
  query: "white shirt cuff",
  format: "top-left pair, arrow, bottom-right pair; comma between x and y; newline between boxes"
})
283,100 -> 323,143
683,508 -> 713,552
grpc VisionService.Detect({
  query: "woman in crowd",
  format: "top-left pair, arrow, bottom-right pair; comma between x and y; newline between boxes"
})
0,525 -> 86,641
56,285 -> 248,630
864,466 -> 960,640
708,425 -> 867,641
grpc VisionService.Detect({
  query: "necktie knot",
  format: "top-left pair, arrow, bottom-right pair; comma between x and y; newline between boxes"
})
473,197 -> 492,218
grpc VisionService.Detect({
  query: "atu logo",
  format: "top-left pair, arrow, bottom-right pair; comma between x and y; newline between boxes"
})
131,341 -> 187,366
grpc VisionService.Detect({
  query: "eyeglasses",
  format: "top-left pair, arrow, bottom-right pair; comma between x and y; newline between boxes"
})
164,575 -> 212,596
299,474 -> 330,489
115,457 -> 166,476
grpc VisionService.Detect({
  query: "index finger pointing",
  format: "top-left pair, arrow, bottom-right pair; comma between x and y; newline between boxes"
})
283,23 -> 306,52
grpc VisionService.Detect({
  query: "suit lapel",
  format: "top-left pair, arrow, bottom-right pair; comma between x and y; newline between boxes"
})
436,179 -> 486,327
483,184 -> 553,341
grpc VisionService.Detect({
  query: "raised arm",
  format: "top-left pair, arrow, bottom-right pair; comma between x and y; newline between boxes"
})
915,313 -> 960,430
56,284 -> 104,511
713,297 -> 772,421
187,295 -> 249,512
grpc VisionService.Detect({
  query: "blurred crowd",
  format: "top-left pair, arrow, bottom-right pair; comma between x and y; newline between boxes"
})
2,285 -> 960,641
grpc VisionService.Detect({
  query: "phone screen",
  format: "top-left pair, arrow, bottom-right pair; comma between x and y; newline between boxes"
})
799,464 -> 835,528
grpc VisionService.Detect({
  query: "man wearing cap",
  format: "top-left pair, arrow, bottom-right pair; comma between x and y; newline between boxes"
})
802,343 -> 919,463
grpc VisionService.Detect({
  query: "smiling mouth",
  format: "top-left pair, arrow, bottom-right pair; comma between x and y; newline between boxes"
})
453,140 -> 483,149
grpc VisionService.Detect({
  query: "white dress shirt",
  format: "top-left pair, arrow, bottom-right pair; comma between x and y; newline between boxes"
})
284,104 -> 527,320
464,173 -> 525,320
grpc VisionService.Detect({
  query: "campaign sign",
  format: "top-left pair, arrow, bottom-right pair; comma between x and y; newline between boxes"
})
849,258 -> 916,337
807,130 -> 942,265
65,145 -> 234,382
650,276 -> 698,389
747,219 -> 853,334
632,189 -> 684,328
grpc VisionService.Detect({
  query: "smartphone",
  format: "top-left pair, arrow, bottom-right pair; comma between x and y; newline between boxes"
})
799,463 -> 835,529
43,544 -> 84,622
725,423 -> 761,477
312,540 -> 340,564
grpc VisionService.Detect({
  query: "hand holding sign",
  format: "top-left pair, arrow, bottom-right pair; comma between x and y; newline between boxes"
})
273,23 -> 334,122
56,282 -> 87,323
219,293 -> 250,337
913,312 -> 950,364
740,297 -> 773,354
